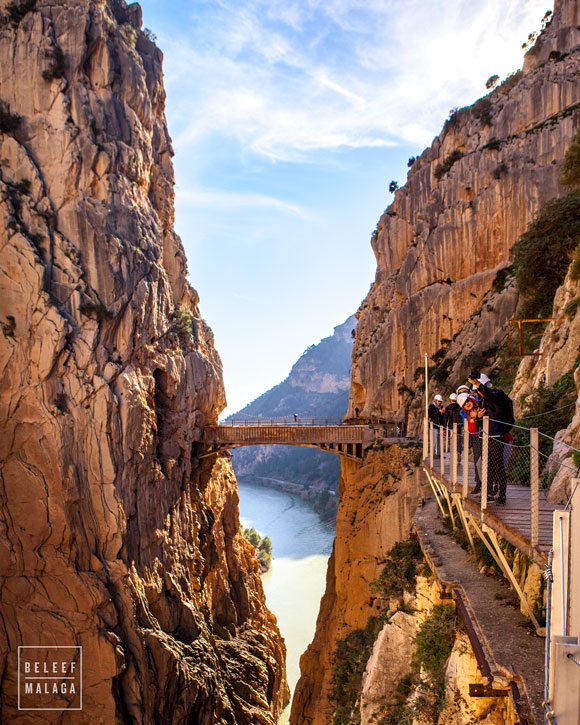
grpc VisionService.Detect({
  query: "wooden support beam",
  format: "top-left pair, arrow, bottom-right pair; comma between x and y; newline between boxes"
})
424,468 -> 447,518
454,495 -> 475,552
486,529 -> 545,636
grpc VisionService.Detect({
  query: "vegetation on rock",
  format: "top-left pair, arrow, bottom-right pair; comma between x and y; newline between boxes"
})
330,538 -> 423,724
242,527 -> 272,571
434,149 -> 464,180
512,192 -> 580,318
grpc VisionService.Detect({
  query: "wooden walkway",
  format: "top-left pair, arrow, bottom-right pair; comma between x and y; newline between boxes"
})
424,453 -> 565,567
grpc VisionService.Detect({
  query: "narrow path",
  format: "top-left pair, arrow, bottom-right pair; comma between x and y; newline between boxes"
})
414,497 -> 545,723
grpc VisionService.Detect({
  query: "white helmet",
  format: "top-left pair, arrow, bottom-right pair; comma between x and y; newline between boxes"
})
449,393 -> 457,401
456,385 -> 469,395
434,394 -> 443,402
457,392 -> 470,408
478,373 -> 491,387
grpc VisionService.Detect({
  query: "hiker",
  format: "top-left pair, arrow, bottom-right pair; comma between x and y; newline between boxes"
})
444,393 -> 463,455
293,413 -> 298,422
457,392 -> 484,494
428,394 -> 444,456
468,373 -> 514,505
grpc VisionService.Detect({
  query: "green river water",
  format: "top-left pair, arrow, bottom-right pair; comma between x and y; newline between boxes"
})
238,480 -> 335,724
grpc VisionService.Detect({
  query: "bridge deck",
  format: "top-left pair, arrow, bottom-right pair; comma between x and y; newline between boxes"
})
201,424 -> 406,461
205,424 -> 373,445
424,453 -> 565,566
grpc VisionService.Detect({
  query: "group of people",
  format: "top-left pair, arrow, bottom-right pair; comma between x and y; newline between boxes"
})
428,372 -> 514,505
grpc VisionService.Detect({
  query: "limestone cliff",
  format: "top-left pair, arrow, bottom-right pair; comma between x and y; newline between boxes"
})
292,2 -> 580,723
291,447 -> 429,724
0,0 -> 288,721
348,0 -> 580,434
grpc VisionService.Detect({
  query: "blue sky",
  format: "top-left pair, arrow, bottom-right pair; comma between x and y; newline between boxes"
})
138,0 -> 548,415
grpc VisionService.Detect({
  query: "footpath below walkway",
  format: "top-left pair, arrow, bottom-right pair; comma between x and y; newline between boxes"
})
414,497 -> 545,724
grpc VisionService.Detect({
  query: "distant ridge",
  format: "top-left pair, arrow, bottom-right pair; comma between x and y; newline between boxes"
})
230,315 -> 356,518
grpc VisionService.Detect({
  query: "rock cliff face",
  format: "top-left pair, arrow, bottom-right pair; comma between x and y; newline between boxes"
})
348,0 -> 580,432
0,0 -> 287,721
291,448 -> 429,724
293,2 -> 580,722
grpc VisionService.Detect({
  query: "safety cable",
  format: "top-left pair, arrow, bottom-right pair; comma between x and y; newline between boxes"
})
518,401 -> 576,419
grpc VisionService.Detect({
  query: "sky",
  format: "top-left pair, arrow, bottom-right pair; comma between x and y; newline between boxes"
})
138,0 -> 549,416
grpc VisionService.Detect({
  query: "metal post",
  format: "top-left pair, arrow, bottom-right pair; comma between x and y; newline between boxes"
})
430,422 -> 434,469
451,424 -> 458,488
462,418 -> 469,498
424,352 -> 429,421
482,416 -> 489,512
531,427 -> 539,549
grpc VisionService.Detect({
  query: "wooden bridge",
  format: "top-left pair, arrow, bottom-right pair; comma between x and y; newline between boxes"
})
201,420 -> 403,461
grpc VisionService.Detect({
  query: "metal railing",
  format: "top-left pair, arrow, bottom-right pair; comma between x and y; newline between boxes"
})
219,417 -> 346,427
424,416 -> 580,550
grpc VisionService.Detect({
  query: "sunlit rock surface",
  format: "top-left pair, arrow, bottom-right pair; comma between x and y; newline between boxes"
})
0,0 -> 288,721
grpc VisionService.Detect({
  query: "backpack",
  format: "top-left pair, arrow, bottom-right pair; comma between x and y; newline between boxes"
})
484,387 -> 514,433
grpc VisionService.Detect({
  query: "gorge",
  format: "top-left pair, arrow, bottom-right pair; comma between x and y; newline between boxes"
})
1,0 -> 580,724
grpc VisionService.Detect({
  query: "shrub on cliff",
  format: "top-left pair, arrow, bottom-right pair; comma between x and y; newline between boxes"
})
560,127 -> 580,189
0,103 -> 22,135
3,0 -> 36,26
512,191 -> 580,318
370,538 -> 422,600
412,603 -> 456,710
434,150 -> 464,180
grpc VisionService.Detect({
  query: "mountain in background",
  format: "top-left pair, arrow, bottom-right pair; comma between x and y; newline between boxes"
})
229,315 -> 356,519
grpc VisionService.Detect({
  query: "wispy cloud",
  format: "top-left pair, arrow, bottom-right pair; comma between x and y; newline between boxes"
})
179,187 -> 314,218
159,0 -> 547,161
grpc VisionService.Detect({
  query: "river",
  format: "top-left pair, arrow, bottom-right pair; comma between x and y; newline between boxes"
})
238,480 -> 335,724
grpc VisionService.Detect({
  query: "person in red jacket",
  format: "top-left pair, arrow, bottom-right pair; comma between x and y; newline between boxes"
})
457,392 -> 484,495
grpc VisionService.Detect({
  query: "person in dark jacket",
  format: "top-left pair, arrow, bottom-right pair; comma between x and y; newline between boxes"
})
444,393 -> 463,454
428,394 -> 444,456
468,373 -> 514,504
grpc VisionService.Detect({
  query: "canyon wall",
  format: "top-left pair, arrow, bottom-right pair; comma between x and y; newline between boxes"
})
0,0 -> 288,721
293,1 -> 580,722
348,0 -> 580,434
291,447 -> 429,723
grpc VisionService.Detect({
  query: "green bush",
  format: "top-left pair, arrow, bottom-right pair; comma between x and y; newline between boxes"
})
560,127 -> 580,189
171,304 -> 193,344
412,603 -> 456,705
434,150 -> 464,180
472,97 -> 493,126
242,527 -> 272,569
370,538 -> 422,600
492,265 -> 514,293
0,103 -> 22,135
120,24 -> 137,49
564,297 -> 580,316
483,137 -> 502,151
512,192 -> 580,318
5,0 -> 36,25
407,156 -> 416,168
42,45 -> 65,82
570,244 -> 580,280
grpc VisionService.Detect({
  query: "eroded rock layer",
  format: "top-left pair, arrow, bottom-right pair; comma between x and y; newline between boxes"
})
0,0 -> 288,721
